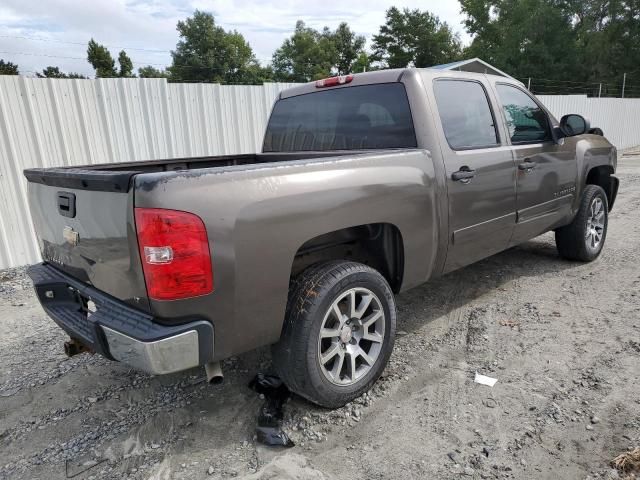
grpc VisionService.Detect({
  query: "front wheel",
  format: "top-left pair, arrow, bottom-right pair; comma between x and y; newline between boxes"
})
555,184 -> 609,261
272,261 -> 396,408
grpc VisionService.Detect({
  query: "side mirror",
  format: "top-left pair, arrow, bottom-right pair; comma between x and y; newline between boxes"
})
559,114 -> 590,137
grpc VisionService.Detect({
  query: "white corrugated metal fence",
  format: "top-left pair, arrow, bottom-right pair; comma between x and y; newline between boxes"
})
0,77 -> 638,269
0,78 -> 296,269
538,95 -> 640,151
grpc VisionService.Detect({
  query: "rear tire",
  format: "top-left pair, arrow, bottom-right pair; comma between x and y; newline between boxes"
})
272,261 -> 396,408
555,185 -> 608,262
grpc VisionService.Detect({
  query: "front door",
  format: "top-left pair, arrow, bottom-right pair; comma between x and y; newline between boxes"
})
431,79 -> 517,273
493,84 -> 578,245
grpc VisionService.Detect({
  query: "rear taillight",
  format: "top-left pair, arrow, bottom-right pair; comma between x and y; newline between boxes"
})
315,75 -> 353,88
134,208 -> 213,301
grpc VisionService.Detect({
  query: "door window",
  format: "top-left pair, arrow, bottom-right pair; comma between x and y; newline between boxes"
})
495,84 -> 551,144
433,80 -> 499,150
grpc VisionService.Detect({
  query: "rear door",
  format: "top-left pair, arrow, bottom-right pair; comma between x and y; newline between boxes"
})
492,83 -> 577,245
430,78 -> 517,272
25,171 -> 149,310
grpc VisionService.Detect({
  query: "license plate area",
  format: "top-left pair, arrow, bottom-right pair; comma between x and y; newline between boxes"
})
36,283 -> 95,318
70,288 -> 97,319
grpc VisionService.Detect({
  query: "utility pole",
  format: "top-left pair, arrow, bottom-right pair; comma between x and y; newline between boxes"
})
598,83 -> 602,98
622,73 -> 627,98
527,78 -> 531,90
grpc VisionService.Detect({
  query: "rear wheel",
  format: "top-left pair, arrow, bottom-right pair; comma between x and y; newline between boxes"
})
555,184 -> 609,261
272,261 -> 396,408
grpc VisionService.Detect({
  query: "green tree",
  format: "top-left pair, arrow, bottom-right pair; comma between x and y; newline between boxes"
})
352,52 -> 373,73
333,22 -> 366,75
569,0 -> 640,95
458,0 -> 640,95
240,63 -> 274,84
0,59 -> 19,75
118,50 -> 134,77
87,40 -> 135,78
169,10 -> 267,84
371,7 -> 462,68
36,66 -> 86,79
460,0 -> 580,83
138,66 -> 169,78
272,21 -> 366,82
87,39 -> 117,77
272,20 -> 331,82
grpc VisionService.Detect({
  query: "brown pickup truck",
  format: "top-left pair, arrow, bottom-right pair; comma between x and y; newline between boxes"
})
24,68 -> 618,407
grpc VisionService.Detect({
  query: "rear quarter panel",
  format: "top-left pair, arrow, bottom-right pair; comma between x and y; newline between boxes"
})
134,150 -> 439,360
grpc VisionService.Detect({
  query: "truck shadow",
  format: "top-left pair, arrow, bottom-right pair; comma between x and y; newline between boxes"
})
394,233 -> 582,334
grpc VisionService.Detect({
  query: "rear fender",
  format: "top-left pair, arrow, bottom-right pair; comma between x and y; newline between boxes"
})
133,150 -> 440,359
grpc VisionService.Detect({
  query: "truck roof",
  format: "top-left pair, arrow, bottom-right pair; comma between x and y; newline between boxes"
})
278,68 -> 526,100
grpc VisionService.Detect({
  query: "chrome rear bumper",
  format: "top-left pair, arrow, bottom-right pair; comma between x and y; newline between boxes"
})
28,263 -> 215,375
102,327 -> 202,374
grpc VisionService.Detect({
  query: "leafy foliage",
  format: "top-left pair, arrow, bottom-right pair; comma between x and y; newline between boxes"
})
272,21 -> 333,82
272,21 -> 366,81
371,7 -> 462,68
571,0 -> 640,93
87,39 -> 134,78
87,39 -> 117,77
36,66 -> 86,79
460,0 -> 640,95
169,10 -> 270,84
118,51 -> 134,77
333,23 -> 366,75
137,66 -> 169,78
0,59 -> 19,75
352,52 -> 375,74
461,1 -> 579,80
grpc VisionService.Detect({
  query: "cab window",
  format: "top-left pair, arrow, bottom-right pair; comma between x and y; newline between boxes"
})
495,84 -> 551,144
433,79 -> 499,150
263,83 -> 417,152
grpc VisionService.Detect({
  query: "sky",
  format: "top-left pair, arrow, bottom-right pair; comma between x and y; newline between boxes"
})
0,0 -> 470,77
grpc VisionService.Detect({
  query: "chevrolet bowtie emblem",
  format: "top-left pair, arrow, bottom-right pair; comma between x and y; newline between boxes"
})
63,226 -> 80,246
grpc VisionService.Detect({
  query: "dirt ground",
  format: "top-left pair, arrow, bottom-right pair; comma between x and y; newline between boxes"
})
1,155 -> 639,480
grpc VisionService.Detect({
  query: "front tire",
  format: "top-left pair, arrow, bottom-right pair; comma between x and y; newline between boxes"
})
555,185 -> 609,261
272,261 -> 396,408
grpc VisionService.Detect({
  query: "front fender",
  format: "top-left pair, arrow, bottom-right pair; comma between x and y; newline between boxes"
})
573,134 -> 617,211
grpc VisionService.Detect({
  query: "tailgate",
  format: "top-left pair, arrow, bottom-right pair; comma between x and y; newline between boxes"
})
25,168 -> 149,311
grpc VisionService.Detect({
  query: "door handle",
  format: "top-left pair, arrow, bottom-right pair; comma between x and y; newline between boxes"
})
518,160 -> 537,171
452,167 -> 476,182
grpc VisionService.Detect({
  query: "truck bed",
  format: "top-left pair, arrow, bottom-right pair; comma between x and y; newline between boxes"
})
24,152 -> 361,192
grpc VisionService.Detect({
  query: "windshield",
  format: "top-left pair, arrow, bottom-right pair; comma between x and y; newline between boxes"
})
263,83 -> 417,152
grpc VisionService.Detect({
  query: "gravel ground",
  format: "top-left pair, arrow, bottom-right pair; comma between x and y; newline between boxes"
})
1,155 -> 640,480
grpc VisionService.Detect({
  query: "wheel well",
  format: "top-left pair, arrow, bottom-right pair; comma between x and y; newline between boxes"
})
586,165 -> 616,209
291,223 -> 405,293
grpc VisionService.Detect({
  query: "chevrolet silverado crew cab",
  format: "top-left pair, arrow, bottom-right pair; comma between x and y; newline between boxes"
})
25,69 -> 618,407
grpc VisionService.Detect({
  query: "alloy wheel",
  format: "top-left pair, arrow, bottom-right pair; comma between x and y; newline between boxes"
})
317,287 -> 385,386
585,197 -> 605,250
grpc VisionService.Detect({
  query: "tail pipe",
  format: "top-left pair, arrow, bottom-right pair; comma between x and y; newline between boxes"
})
205,361 -> 223,384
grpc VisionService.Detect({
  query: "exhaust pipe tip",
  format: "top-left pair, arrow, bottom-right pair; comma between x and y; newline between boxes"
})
205,361 -> 224,384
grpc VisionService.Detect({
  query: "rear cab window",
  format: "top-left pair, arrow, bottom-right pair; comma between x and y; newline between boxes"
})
263,83 -> 417,152
432,79 -> 499,150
